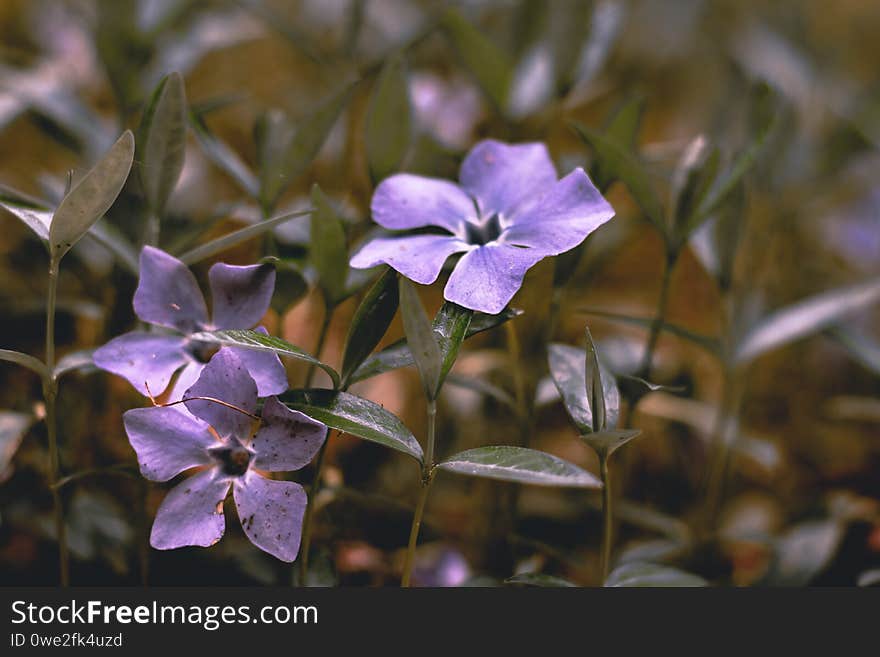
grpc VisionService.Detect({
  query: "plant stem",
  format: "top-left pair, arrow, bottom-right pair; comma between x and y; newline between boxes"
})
297,305 -> 335,584
638,249 -> 678,380
599,453 -> 612,583
700,367 -> 742,536
45,257 -> 68,586
401,398 -> 437,587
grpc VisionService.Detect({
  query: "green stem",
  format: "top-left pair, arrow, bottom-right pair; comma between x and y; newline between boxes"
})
401,398 -> 437,587
599,453 -> 612,583
639,250 -> 678,380
45,258 -> 68,586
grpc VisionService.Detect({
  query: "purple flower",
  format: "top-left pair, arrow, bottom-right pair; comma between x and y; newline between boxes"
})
349,140 -> 615,314
94,246 -> 287,400
123,349 -> 326,561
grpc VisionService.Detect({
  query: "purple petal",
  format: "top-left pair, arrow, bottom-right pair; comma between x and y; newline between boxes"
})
184,349 -> 258,439
123,406 -> 215,481
443,243 -> 546,314
350,234 -> 471,284
93,331 -> 188,396
150,469 -> 230,550
251,397 -> 326,471
459,140 -> 558,218
501,168 -> 615,254
165,360 -> 205,403
233,471 -> 307,562
231,327 -> 288,396
134,246 -> 208,332
371,173 -> 475,234
209,262 -> 275,329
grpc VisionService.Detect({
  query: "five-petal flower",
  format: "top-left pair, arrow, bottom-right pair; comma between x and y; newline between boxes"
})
94,246 -> 287,400
123,348 -> 327,561
349,139 -> 615,314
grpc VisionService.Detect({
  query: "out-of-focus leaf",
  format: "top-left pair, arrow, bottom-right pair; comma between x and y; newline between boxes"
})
0,411 -> 33,481
689,182 -> 746,291
671,135 -> 720,242
437,446 -> 602,488
53,349 -> 96,381
366,54 -> 411,181
340,268 -> 399,388
284,389 -> 422,464
178,208 -> 311,265
826,326 -> 880,376
441,7 -> 512,109
590,96 -> 646,191
579,307 -> 722,356
0,349 -> 49,381
763,519 -> 844,587
735,277 -> 880,365
87,219 -> 140,275
605,562 -> 708,587
190,111 -> 260,198
254,109 -> 294,200
445,373 -> 517,411
857,569 -> 880,587
260,84 -> 353,211
263,257 -> 309,313
547,342 -> 619,433
50,131 -> 134,261
584,327 -> 606,431
615,539 -> 688,566
0,185 -> 53,242
399,279 -> 442,400
572,121 -> 664,230
189,328 -> 338,389
505,573 -> 576,587
139,72 -> 187,217
310,185 -> 349,306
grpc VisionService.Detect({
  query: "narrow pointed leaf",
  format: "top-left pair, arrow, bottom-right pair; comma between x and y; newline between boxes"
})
177,209 -> 312,265
366,54 -> 411,181
441,7 -> 512,109
578,307 -> 721,356
548,343 -> 619,432
189,328 -> 339,389
399,279 -> 442,400
340,268 -> 399,387
605,562 -> 708,587
438,446 -> 602,488
572,121 -> 664,230
581,429 -> 641,458
505,573 -> 576,587
140,72 -> 187,216
53,349 -> 97,380
50,130 -> 134,261
591,96 -> 646,191
584,327 -> 606,431
310,184 -> 349,305
0,349 -> 49,381
433,302 -> 473,387
825,326 -> 880,376
735,277 -> 880,365
87,219 -> 139,275
284,389 -> 422,463
191,111 -> 260,198
0,185 -> 52,242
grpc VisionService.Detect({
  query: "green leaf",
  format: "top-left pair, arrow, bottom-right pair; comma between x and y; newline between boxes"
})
53,349 -> 96,381
351,307 -> 513,384
762,519 -> 844,587
0,410 -> 34,476
441,7 -> 512,109
366,54 -> 412,181
735,277 -> 880,365
0,185 -> 53,243
581,429 -> 641,458
309,184 -> 349,305
572,121 -> 664,230
584,327 -> 606,432
190,111 -> 260,198
0,349 -> 49,381
50,131 -> 134,261
670,135 -> 720,241
264,257 -> 309,314
254,109 -> 295,202
578,307 -> 721,356
398,279 -> 442,400
826,326 -> 880,376
177,208 -> 311,265
284,389 -> 422,463
340,268 -> 399,388
547,342 -> 619,433
445,373 -> 517,412
505,573 -> 576,587
260,84 -> 353,211
87,219 -> 140,275
189,329 -> 339,389
591,96 -> 646,191
605,562 -> 708,587
437,446 -> 602,488
433,302 -> 473,388
139,72 -> 187,217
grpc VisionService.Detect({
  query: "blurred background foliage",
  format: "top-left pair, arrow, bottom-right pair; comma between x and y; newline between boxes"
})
0,0 -> 878,586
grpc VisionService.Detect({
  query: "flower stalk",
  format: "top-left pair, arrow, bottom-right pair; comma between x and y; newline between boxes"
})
401,398 -> 437,587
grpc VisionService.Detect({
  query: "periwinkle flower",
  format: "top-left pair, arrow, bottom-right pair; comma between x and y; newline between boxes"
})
123,349 -> 326,561
349,140 -> 615,314
94,246 -> 287,400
